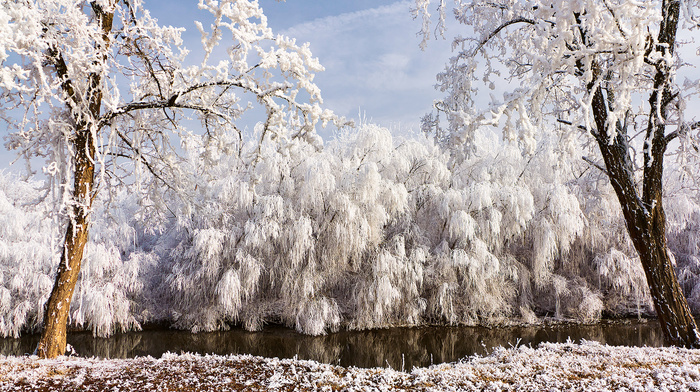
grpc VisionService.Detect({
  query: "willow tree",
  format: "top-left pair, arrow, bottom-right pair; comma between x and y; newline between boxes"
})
414,0 -> 700,347
1,0 -> 335,358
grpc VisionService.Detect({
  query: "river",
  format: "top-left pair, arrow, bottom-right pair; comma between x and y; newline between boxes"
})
0,319 -> 665,369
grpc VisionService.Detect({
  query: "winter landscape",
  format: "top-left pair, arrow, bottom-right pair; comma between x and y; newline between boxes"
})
2,0 -> 700,389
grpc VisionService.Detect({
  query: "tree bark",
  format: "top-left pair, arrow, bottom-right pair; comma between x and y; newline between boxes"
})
599,134 -> 699,347
591,103 -> 700,349
588,76 -> 700,348
36,2 -> 113,358
583,0 -> 700,348
35,132 -> 95,358
633,215 -> 700,348
574,0 -> 700,348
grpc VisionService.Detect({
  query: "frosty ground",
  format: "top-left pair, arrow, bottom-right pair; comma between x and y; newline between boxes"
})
1,341 -> 699,391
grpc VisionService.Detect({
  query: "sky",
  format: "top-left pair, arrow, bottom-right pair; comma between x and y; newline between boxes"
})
261,1 -> 454,133
1,0 -> 454,173
153,0 -> 455,134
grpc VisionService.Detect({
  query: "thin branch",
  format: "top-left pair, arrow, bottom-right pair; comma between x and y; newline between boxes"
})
112,128 -> 173,190
131,37 -> 166,98
583,156 -> 611,177
601,0 -> 628,38
665,120 -> 700,143
472,17 -> 536,56
556,118 -> 588,132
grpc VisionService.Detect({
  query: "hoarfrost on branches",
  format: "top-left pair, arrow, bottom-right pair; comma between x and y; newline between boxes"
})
1,0 -> 700,339
1,0 -> 340,216
4,117 -> 698,335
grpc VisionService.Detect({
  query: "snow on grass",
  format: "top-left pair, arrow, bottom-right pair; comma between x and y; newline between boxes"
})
0,341 -> 698,391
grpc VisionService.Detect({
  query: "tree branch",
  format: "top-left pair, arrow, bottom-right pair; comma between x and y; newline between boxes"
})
601,0 -> 628,38
665,120 -> 700,143
556,118 -> 588,132
583,156 -> 611,177
472,17 -> 536,56
97,80 -> 247,128
46,46 -> 82,111
112,128 -> 175,191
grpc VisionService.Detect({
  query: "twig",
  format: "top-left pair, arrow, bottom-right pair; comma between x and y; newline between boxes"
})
582,156 -> 610,177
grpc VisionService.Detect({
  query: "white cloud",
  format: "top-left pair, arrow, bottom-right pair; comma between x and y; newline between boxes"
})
280,1 -> 454,135
281,2 -> 414,39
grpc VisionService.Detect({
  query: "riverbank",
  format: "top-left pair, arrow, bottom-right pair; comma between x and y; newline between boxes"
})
1,341 -> 699,391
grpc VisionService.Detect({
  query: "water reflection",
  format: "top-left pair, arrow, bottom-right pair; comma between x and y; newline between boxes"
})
0,320 -> 665,369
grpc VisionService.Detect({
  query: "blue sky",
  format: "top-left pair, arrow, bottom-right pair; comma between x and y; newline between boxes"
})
164,0 -> 454,132
1,1 -> 453,173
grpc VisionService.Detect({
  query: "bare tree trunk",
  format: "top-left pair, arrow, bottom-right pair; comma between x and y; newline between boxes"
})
36,2 -> 113,358
633,221 -> 700,348
36,136 -> 95,358
592,115 -> 700,349
635,0 -> 700,348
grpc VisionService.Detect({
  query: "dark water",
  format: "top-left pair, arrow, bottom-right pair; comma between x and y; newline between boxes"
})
0,320 -> 665,369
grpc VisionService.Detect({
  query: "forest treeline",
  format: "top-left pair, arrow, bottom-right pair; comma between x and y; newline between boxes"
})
2,122 -> 699,338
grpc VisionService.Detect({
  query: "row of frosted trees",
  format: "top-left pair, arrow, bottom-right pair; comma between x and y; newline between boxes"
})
3,0 -> 700,354
2,121 -> 699,338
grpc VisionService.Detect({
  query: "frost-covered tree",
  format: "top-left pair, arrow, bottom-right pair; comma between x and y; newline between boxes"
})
3,120 -> 697,338
415,0 -> 700,346
156,123 -> 527,334
0,0 -> 335,358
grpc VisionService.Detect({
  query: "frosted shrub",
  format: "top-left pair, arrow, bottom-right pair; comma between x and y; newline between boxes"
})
2,122 -> 699,337
160,124 -> 534,333
665,171 -> 700,313
0,175 -> 55,337
569,282 -> 604,323
0,174 -> 153,337
159,125 -> 422,334
161,123 -> 694,330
